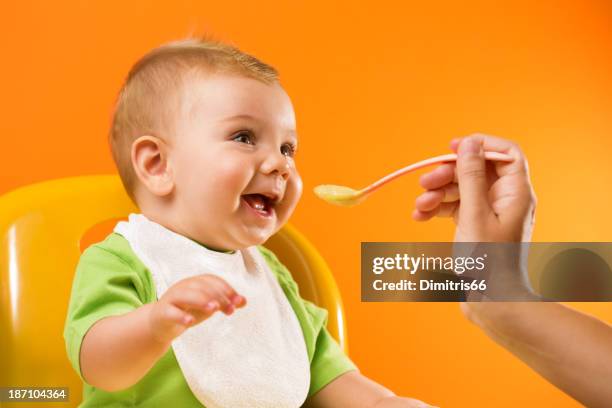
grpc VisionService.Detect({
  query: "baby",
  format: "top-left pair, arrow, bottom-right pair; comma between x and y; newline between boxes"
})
63,37 -> 433,407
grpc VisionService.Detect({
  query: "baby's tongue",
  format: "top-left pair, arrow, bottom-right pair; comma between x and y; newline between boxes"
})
242,194 -> 266,209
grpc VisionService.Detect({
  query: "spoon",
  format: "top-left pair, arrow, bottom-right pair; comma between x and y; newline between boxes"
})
314,152 -> 514,207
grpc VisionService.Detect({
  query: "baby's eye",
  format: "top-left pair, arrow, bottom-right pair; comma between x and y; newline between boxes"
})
281,143 -> 297,158
232,131 -> 255,145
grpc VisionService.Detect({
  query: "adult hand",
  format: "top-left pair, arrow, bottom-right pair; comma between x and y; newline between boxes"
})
413,133 -> 537,243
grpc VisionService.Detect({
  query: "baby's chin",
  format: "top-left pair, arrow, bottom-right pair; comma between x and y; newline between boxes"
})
238,221 -> 285,248
236,205 -> 294,246
184,205 -> 293,250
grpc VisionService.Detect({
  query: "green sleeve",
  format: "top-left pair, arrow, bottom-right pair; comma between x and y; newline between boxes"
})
302,298 -> 360,397
63,242 -> 151,383
257,246 -> 359,398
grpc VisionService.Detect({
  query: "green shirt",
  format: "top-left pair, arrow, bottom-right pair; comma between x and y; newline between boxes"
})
63,232 -> 357,407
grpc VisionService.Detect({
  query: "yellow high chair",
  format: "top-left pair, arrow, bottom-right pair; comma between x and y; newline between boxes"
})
0,175 -> 349,407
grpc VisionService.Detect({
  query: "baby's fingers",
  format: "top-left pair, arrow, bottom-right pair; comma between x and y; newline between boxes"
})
149,302 -> 196,344
185,300 -> 221,324
169,288 -> 217,313
195,275 -> 246,315
167,292 -> 221,325
160,302 -> 195,326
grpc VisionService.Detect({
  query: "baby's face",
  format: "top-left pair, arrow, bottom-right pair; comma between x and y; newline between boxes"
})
168,74 -> 302,250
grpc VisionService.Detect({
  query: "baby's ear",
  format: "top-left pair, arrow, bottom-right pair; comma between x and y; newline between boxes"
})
131,135 -> 174,197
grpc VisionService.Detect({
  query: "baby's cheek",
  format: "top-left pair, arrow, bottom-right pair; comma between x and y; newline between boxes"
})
214,161 -> 252,194
290,173 -> 303,201
278,176 -> 302,217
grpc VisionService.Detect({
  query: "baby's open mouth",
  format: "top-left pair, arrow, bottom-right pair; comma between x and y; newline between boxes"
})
241,193 -> 275,217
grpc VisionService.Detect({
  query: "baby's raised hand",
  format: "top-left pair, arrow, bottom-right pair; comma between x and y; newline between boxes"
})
148,274 -> 247,344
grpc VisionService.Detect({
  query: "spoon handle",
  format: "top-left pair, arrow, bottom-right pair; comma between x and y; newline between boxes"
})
361,152 -> 513,195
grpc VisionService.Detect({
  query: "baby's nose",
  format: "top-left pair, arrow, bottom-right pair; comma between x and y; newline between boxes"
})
263,152 -> 291,179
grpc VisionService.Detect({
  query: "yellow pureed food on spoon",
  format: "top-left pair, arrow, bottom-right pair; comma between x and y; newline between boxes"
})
313,185 -> 365,207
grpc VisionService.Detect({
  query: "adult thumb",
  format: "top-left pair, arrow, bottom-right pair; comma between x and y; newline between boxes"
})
456,137 -> 491,219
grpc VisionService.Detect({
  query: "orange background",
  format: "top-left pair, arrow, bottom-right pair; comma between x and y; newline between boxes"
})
3,1 -> 612,406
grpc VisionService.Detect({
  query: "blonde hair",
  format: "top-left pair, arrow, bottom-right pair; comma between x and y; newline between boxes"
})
108,35 -> 279,204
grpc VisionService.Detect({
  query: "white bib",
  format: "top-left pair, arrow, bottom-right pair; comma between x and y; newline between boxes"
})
114,213 -> 311,408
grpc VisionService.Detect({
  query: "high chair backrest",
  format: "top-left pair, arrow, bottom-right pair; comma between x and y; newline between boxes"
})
0,175 -> 348,407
